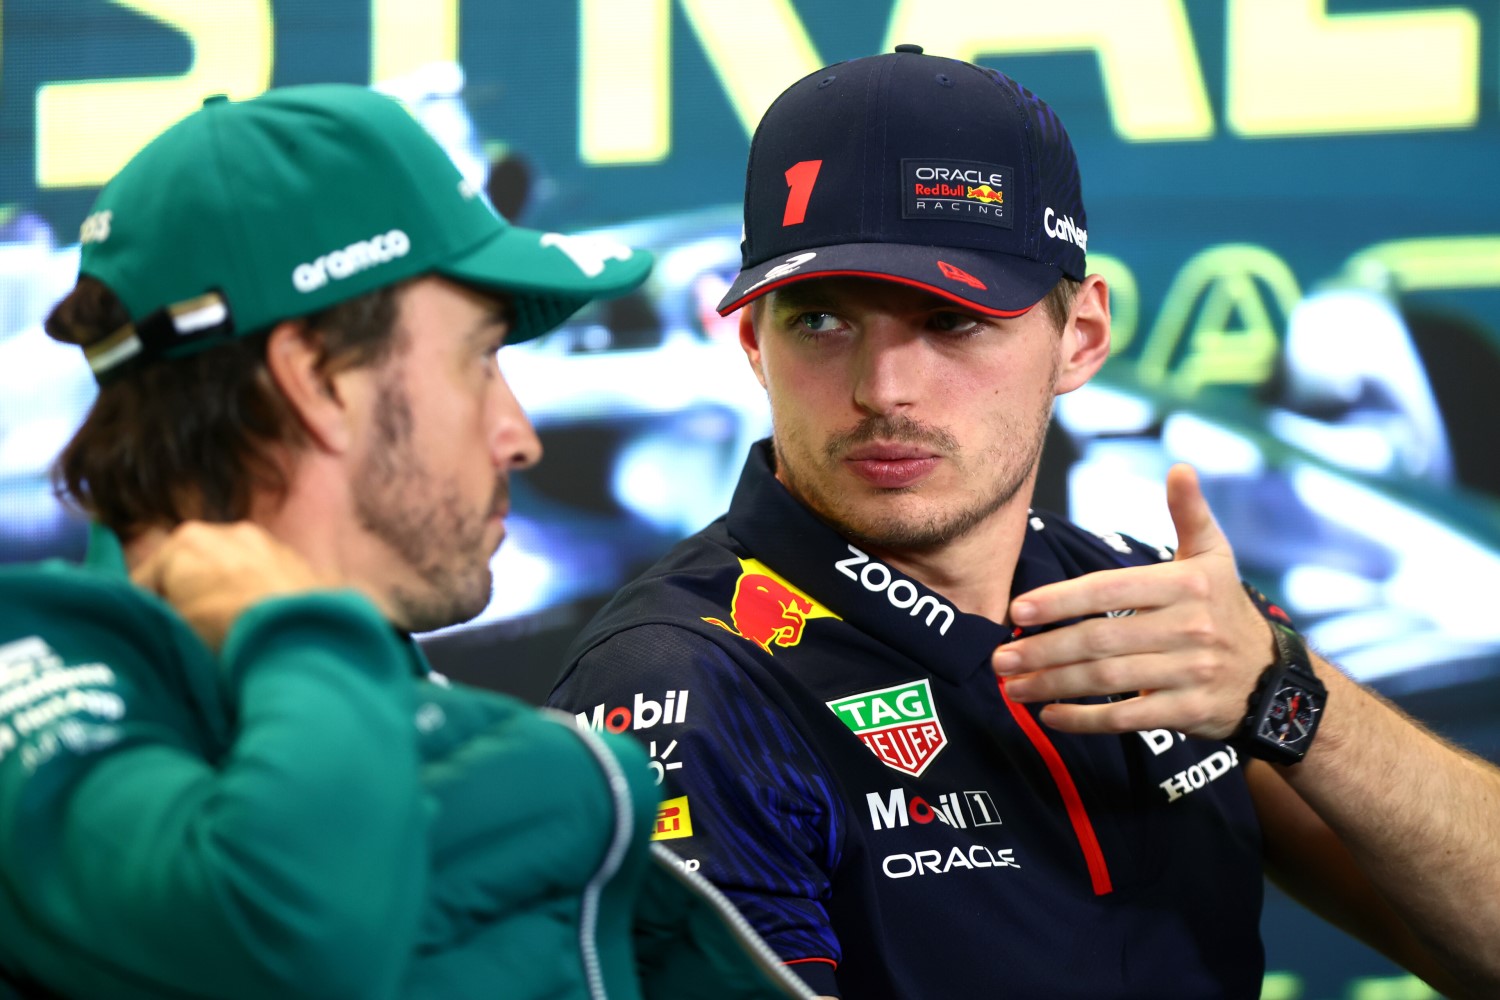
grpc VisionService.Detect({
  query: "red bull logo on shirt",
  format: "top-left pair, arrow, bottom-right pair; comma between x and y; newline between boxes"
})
827,679 -> 948,777
703,557 -> 841,654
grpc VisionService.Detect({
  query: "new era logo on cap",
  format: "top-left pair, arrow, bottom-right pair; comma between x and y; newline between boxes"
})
718,45 -> 1087,318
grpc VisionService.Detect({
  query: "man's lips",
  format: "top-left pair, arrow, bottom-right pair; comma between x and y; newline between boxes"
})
843,445 -> 940,489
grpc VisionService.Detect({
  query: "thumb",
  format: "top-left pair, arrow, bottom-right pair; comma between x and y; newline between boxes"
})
1167,463 -> 1226,561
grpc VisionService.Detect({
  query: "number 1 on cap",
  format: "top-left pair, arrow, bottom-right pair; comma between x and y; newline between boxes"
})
782,160 -> 823,226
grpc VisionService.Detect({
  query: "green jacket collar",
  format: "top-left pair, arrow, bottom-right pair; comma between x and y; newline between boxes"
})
83,522 -> 130,578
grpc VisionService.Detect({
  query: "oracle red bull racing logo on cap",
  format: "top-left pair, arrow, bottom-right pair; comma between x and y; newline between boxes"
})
902,159 -> 1014,229
703,557 -> 840,654
828,679 -> 948,777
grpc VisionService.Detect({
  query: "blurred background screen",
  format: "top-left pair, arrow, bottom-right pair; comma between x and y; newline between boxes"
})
3,3 -> 1498,995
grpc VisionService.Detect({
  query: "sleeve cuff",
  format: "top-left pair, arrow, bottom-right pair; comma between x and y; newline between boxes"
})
784,956 -> 839,996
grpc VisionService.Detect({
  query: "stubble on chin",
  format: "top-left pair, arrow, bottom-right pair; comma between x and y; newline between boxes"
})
352,375 -> 504,633
771,409 -> 1049,554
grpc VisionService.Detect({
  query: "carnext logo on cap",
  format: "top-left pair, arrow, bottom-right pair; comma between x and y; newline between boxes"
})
292,229 -> 411,293
902,159 -> 1014,229
1044,207 -> 1087,251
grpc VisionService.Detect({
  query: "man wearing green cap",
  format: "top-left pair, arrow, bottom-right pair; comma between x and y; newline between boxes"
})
0,85 -> 810,999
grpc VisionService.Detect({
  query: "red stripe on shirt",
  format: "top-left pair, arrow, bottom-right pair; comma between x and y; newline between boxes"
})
998,678 -> 1113,895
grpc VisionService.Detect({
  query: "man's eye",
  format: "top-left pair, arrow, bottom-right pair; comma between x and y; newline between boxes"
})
796,312 -> 841,334
930,312 -> 980,334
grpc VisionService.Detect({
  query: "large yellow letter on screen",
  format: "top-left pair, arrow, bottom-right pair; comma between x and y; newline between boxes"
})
579,0 -> 823,164
36,0 -> 273,190
370,0 -> 459,85
1227,0 -> 1478,136
883,0 -> 1213,142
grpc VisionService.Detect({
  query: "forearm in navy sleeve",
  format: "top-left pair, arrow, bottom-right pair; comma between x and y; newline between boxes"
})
551,622 -> 845,982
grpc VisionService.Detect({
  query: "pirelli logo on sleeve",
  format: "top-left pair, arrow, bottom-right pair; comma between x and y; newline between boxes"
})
652,795 -> 694,840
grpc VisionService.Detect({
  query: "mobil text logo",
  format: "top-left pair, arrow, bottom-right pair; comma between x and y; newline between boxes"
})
576,689 -> 689,733
867,786 -> 1002,832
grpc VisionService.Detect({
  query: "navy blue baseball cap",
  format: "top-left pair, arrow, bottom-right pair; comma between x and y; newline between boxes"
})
717,45 -> 1087,317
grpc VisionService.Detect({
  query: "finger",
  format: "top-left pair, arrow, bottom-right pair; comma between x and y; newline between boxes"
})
1001,651 -> 1172,704
1032,698 -> 1161,736
1166,463 -> 1226,561
995,612 -> 1174,675
1009,562 -> 1190,629
1034,687 -> 1237,740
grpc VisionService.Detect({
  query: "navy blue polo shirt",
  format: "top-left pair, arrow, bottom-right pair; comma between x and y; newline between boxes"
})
549,442 -> 1266,999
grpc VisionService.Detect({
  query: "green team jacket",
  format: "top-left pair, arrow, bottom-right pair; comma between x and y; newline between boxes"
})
0,526 -> 809,1000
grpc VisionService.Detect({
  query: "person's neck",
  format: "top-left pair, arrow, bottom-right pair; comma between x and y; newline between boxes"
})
119,457 -> 393,622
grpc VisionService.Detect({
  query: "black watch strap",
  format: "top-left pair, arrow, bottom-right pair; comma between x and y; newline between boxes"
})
1232,623 -> 1327,765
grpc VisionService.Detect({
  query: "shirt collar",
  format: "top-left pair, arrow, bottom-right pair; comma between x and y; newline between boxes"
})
724,440 -> 1080,683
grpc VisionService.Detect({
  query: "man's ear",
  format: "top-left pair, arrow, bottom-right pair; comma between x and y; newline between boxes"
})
1054,274 -> 1112,396
739,305 -> 768,388
264,321 -> 355,454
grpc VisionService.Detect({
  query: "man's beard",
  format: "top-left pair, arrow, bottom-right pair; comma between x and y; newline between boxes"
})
776,400 -> 1053,553
353,374 -> 504,633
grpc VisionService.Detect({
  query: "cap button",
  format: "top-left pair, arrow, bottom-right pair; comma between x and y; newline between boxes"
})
893,43 -> 923,54
202,94 -> 229,106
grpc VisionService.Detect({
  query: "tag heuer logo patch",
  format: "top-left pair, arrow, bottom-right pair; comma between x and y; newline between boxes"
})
827,679 -> 947,776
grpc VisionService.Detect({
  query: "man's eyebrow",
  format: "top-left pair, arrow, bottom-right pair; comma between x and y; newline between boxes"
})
767,284 -> 836,312
465,299 -> 514,346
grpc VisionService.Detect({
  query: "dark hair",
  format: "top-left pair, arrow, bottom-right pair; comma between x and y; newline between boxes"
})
45,277 -> 405,539
1039,276 -> 1081,333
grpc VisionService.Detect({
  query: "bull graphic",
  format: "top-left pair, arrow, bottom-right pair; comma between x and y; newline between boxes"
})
703,557 -> 841,653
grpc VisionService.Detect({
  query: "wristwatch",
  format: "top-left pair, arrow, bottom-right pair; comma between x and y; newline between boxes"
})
1232,623 -> 1326,764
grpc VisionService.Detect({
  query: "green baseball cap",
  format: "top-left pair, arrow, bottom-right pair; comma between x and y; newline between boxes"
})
76,83 -> 653,381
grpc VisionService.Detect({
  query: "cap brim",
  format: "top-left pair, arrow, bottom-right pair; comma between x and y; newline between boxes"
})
441,224 -> 653,344
716,242 -> 1061,317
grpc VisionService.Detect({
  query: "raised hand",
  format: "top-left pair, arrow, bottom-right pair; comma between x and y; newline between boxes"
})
993,464 -> 1275,739
130,521 -> 341,651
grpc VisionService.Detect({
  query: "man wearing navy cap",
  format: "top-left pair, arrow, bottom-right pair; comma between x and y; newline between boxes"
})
549,48 -> 1500,998
0,85 -> 811,999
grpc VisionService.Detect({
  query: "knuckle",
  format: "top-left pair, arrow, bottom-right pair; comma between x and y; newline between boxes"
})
1177,569 -> 1212,601
1081,623 -> 1114,656
1182,612 -> 1216,645
1184,652 -> 1219,686
1092,658 -> 1127,693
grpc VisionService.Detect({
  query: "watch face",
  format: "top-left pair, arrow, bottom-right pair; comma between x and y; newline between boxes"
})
1258,683 -> 1320,749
